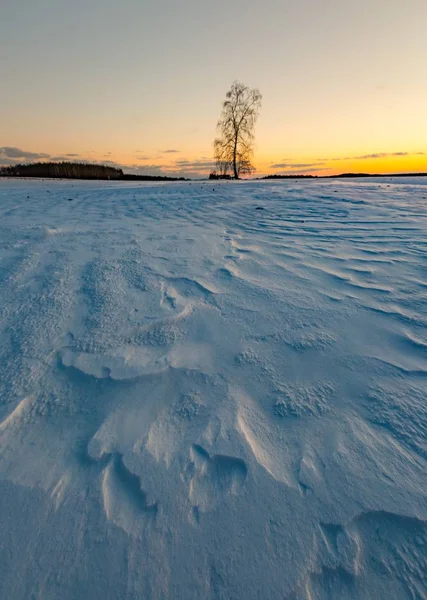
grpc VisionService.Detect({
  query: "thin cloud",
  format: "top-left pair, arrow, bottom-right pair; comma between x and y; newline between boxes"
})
0,146 -> 51,162
137,153 -> 161,160
353,152 -> 395,160
50,155 -> 78,161
124,156 -> 216,178
272,167 -> 330,175
174,159 -> 216,170
319,151 -> 424,161
353,151 -> 421,160
98,159 -> 192,179
271,162 -> 325,169
162,149 -> 180,154
0,157 -> 31,166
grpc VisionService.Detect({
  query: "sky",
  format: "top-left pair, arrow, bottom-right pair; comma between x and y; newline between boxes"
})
1,0 -> 426,178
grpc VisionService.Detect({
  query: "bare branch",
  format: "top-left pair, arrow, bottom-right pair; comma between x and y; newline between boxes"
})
213,81 -> 262,179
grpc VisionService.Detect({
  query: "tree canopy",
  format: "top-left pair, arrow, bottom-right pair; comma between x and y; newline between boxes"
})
214,81 -> 262,179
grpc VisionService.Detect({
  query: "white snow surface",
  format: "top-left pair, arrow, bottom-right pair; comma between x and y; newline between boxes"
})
0,177 -> 426,599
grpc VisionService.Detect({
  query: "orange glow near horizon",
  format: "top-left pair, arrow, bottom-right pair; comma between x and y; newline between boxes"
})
1,144 -> 426,179
256,153 -> 427,178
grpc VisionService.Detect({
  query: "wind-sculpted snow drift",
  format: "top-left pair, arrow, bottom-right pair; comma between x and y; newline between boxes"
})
0,177 -> 426,599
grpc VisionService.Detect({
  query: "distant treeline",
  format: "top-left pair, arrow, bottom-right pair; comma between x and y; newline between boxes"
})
121,173 -> 187,181
0,162 -> 188,181
1,162 -> 123,180
260,174 -> 316,179
260,172 -> 427,180
332,172 -> 427,178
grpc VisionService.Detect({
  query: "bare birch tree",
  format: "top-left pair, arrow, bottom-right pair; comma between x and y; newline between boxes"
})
214,81 -> 262,179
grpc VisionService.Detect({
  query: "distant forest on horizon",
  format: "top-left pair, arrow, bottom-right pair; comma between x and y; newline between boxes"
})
0,161 -> 187,181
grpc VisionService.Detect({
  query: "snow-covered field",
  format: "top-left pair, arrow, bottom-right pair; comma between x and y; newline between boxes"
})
0,177 -> 426,599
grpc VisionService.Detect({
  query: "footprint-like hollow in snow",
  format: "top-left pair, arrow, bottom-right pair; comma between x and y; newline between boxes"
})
101,453 -> 157,536
185,444 -> 247,513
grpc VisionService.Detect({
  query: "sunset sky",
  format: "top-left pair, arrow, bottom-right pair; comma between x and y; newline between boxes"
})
1,0 -> 426,178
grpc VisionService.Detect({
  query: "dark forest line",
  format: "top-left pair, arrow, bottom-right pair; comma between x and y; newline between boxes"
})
0,162 -> 187,181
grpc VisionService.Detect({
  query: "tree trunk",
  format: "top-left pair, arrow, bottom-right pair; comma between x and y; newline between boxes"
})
233,135 -> 239,179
